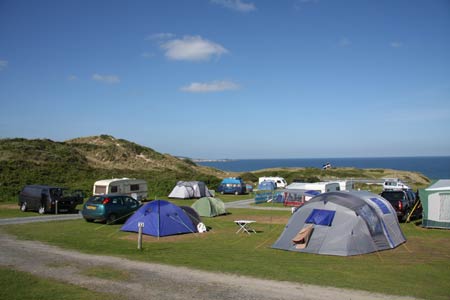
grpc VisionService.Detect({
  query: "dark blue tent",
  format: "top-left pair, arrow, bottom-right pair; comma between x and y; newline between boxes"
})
121,200 -> 197,237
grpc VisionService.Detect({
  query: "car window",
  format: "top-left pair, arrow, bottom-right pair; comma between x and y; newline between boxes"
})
381,192 -> 405,202
88,196 -> 106,203
124,197 -> 138,208
111,197 -> 123,205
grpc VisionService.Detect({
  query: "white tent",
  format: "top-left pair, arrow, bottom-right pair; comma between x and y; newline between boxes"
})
168,181 -> 212,199
421,180 -> 450,229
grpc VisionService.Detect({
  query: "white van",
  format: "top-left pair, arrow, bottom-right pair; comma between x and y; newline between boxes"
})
93,178 -> 148,201
383,178 -> 410,191
258,177 -> 287,188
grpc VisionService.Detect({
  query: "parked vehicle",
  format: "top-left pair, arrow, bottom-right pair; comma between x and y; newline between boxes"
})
217,177 -> 247,195
286,182 -> 340,193
380,190 -> 415,222
18,185 -> 84,214
328,180 -> 354,191
258,177 -> 287,188
383,178 -> 410,191
93,178 -> 147,201
81,194 -> 140,224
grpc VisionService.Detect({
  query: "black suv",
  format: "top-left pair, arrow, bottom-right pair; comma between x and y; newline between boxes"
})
18,185 -> 84,214
380,190 -> 419,222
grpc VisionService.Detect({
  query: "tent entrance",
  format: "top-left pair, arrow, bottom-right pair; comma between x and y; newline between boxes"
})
292,224 -> 314,249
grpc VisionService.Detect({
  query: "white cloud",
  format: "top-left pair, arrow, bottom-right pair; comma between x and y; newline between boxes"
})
161,35 -> 228,61
390,41 -> 403,48
211,0 -> 256,12
68,75 -> 78,81
181,80 -> 240,93
92,73 -> 120,84
145,32 -> 175,40
0,60 -> 8,70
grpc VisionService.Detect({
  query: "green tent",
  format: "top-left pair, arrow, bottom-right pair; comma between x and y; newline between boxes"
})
191,197 -> 227,217
419,180 -> 450,229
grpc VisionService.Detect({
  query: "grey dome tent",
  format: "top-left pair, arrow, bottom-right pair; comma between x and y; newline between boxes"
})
168,181 -> 212,199
272,191 -> 406,256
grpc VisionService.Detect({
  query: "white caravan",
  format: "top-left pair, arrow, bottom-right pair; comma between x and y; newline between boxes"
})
328,180 -> 354,191
286,182 -> 340,201
93,178 -> 148,201
258,177 -> 288,188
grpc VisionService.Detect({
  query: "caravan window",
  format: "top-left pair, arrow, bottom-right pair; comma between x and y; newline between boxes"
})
110,186 -> 118,193
130,184 -> 139,191
94,185 -> 107,194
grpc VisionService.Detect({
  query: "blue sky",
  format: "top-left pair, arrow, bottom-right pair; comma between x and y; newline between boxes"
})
0,0 -> 449,159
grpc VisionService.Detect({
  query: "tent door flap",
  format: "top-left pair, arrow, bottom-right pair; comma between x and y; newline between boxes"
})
292,224 -> 314,249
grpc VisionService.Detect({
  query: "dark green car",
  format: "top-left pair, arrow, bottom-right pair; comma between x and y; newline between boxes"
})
81,194 -> 140,224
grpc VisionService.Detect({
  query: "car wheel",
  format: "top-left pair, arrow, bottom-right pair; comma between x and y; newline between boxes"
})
85,218 -> 94,223
106,214 -> 117,225
38,206 -> 46,215
20,202 -> 27,212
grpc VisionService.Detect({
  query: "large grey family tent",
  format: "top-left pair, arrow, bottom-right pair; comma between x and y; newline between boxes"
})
191,197 -> 227,217
272,191 -> 406,256
420,180 -> 450,229
168,181 -> 213,199
121,200 -> 197,237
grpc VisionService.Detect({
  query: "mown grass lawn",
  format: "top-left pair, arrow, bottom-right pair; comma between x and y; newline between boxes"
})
2,208 -> 450,300
0,267 -> 121,300
0,203 -> 38,218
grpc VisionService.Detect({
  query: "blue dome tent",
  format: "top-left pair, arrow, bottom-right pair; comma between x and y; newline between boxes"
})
121,200 -> 197,237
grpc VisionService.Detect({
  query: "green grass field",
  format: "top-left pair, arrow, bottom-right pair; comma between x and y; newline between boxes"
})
0,267 -> 121,300
2,205 -> 450,300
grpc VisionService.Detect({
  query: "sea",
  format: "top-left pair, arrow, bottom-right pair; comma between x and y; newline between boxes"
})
197,156 -> 450,180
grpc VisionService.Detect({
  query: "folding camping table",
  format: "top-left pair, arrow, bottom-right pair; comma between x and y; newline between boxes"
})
234,220 -> 256,234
